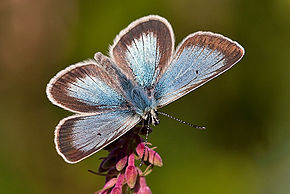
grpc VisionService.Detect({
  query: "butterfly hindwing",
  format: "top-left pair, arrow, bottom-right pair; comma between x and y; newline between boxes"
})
55,109 -> 141,163
110,15 -> 174,88
154,32 -> 245,107
46,53 -> 133,113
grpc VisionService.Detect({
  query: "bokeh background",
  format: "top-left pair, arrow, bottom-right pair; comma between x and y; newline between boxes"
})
0,0 -> 289,193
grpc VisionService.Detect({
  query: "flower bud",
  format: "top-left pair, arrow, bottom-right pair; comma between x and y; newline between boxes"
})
110,173 -> 124,194
133,176 -> 152,194
97,178 -> 117,194
136,143 -> 148,160
116,155 -> 127,171
148,149 -> 163,167
110,187 -> 122,194
125,153 -> 137,188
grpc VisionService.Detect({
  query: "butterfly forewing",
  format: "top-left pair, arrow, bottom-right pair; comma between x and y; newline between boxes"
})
55,110 -> 140,163
110,15 -> 174,88
46,53 -> 133,113
155,32 -> 244,107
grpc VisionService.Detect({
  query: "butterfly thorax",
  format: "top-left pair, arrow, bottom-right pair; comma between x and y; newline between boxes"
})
129,86 -> 159,125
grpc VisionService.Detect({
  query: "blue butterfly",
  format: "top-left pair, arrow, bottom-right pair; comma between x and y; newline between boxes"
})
46,15 -> 244,163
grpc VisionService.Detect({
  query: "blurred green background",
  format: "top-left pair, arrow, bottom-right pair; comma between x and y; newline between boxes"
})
0,0 -> 289,193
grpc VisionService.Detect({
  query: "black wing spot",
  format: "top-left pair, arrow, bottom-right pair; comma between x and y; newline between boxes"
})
97,133 -> 102,136
196,70 -> 199,74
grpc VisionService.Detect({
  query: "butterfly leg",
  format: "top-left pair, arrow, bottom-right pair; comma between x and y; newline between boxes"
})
139,117 -> 152,167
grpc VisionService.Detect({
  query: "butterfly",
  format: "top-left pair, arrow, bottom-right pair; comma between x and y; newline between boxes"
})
46,15 -> 244,163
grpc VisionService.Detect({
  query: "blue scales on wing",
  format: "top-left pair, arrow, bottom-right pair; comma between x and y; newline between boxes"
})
46,53 -> 142,163
55,109 -> 140,163
110,15 -> 174,89
46,53 -> 135,113
154,32 -> 245,107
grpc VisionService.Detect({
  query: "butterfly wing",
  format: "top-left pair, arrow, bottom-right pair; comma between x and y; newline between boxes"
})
55,110 -> 140,163
47,53 -> 141,163
110,15 -> 174,88
46,52 -> 134,114
154,32 -> 245,107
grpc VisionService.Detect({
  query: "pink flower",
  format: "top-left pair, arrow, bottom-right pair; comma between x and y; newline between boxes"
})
116,155 -> 127,171
136,143 -> 149,161
94,129 -> 163,193
136,142 -> 163,167
148,149 -> 163,167
97,177 -> 117,194
110,173 -> 125,194
134,171 -> 152,194
125,153 -> 138,188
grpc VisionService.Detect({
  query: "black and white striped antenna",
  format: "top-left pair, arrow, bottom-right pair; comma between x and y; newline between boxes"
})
157,111 -> 206,130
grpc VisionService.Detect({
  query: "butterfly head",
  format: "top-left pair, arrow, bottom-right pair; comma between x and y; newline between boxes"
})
143,108 -> 160,126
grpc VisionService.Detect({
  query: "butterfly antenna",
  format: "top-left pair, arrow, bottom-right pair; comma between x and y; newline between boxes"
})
157,111 -> 206,130
139,121 -> 150,167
